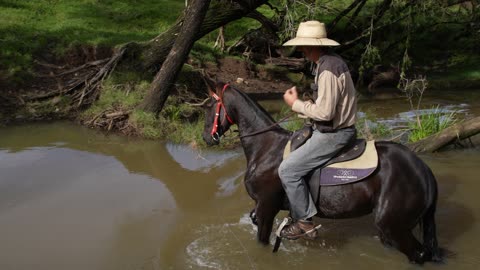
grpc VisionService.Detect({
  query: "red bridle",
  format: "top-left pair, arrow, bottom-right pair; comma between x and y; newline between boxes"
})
210,84 -> 235,141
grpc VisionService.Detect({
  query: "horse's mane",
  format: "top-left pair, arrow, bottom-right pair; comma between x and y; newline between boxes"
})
228,85 -> 277,124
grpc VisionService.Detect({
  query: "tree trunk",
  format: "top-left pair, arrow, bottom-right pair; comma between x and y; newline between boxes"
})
408,116 -> 480,152
140,0 -> 212,114
4,0 -> 269,122
139,0 -> 268,73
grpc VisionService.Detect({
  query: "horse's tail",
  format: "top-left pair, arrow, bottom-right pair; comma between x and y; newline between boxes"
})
422,167 -> 443,262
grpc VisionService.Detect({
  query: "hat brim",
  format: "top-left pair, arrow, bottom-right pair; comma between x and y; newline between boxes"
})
283,37 -> 340,46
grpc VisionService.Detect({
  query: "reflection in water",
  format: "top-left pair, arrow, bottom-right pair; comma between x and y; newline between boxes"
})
0,146 -> 177,270
1,88 -> 480,270
166,143 -> 240,172
0,122 -> 247,270
216,169 -> 244,197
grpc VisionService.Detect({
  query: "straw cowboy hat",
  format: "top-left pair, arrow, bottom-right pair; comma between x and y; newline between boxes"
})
283,21 -> 340,46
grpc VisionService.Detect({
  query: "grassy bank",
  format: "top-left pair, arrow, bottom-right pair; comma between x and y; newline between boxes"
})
1,0 -> 477,147
0,0 -> 272,85
0,0 -> 184,82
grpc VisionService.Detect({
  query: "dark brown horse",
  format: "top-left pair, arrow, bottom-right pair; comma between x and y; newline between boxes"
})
200,81 -> 442,264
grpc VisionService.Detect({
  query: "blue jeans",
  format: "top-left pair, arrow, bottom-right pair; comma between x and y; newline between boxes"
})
278,127 -> 356,220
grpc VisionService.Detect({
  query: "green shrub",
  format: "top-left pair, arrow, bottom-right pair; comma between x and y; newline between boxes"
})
408,106 -> 457,142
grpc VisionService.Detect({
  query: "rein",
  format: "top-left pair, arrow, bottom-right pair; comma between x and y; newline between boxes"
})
238,112 -> 295,138
209,84 -> 295,140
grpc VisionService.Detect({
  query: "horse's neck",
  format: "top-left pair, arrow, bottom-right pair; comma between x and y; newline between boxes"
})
232,95 -> 276,136
230,95 -> 289,163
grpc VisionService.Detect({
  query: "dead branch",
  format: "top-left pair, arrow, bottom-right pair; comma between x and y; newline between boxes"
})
214,26 -> 225,51
186,97 -> 210,106
105,111 -> 130,118
265,57 -> 306,71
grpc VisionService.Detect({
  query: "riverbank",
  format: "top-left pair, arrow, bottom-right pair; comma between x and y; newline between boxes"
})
2,0 -> 479,147
2,52 -> 480,149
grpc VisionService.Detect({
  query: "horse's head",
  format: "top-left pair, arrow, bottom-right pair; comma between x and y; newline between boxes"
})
199,79 -> 235,146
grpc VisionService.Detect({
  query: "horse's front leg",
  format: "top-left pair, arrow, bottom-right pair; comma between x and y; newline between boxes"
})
249,207 -> 258,226
255,197 -> 281,245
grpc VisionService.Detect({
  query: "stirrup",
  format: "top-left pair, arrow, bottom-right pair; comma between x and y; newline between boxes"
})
272,217 -> 322,252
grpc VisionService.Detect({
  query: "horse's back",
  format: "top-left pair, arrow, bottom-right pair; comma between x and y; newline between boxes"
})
316,141 -> 437,219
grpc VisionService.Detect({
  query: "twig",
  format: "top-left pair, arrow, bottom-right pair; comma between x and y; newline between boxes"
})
387,130 -> 410,142
105,111 -> 130,118
88,110 -> 108,125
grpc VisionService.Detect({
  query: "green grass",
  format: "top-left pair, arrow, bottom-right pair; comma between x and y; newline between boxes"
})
0,0 -> 284,85
408,106 -> 457,143
80,67 -> 206,140
129,109 -> 161,138
0,0 -> 185,82
81,75 -> 149,118
163,115 -> 206,146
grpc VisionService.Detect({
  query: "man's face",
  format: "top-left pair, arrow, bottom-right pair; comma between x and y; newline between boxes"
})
297,46 -> 316,61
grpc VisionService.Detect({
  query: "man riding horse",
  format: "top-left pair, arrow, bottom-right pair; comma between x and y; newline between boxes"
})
279,21 -> 358,239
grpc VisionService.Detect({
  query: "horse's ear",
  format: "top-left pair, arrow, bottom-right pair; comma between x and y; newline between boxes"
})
200,70 -> 216,95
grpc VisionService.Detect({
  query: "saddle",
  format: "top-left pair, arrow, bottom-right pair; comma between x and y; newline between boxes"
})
283,129 -> 378,205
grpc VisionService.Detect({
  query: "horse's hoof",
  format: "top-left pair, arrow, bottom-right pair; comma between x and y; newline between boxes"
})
410,250 -> 427,265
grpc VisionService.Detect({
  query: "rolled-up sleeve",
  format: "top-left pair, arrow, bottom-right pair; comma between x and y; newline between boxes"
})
291,70 -> 339,121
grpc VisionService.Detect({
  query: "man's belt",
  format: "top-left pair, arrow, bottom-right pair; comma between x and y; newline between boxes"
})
313,120 -> 354,133
313,120 -> 335,132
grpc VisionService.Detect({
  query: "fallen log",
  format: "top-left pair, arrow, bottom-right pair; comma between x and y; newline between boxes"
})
408,116 -> 480,153
265,57 -> 306,71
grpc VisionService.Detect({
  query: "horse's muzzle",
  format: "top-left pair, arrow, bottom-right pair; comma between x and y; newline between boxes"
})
203,133 -> 219,146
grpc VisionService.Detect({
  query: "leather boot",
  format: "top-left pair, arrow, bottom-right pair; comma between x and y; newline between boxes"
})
280,219 -> 318,240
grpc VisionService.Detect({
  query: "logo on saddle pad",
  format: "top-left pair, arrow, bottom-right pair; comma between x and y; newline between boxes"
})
334,169 -> 356,180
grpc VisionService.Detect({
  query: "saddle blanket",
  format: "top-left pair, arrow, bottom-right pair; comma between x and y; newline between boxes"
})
317,140 -> 377,186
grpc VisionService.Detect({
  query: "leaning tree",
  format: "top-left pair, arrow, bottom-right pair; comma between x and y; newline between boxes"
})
3,0 -> 270,117
4,0 -> 477,121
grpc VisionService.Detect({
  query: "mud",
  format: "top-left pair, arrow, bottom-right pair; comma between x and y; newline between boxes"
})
203,57 -> 299,98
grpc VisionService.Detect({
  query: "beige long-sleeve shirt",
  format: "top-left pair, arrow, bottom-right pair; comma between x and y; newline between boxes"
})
292,54 -> 357,130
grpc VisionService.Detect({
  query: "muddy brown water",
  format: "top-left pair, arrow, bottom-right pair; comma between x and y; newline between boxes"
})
1,90 -> 480,270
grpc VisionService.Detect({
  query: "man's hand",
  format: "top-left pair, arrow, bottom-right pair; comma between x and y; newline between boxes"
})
283,86 -> 298,107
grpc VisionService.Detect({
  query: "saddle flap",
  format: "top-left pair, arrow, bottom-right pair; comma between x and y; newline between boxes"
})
325,140 -> 377,170
324,139 -> 366,167
283,125 -> 313,160
290,125 -> 313,151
